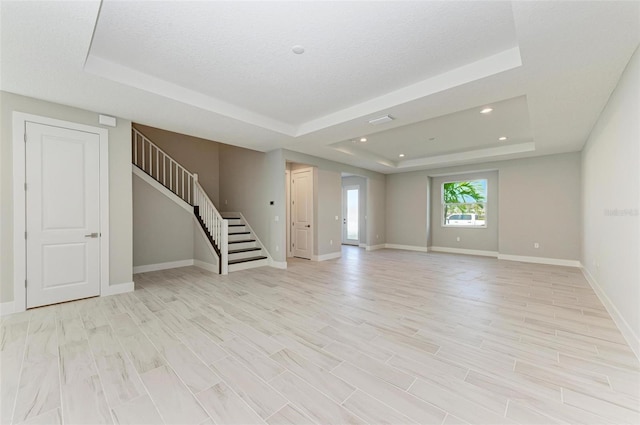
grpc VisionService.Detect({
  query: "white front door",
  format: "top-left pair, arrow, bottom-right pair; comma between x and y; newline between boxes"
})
291,168 -> 313,259
342,185 -> 359,245
26,122 -> 102,308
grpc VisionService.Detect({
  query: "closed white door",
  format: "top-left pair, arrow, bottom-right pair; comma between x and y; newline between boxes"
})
342,185 -> 359,245
26,122 -> 101,308
292,168 -> 313,259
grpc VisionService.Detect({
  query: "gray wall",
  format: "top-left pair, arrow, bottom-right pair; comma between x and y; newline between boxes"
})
431,171 -> 498,252
133,123 -> 221,207
582,46 -> 639,346
384,153 -> 581,260
133,174 -> 194,267
386,173 -> 428,248
282,150 -> 387,249
316,169 -> 342,256
342,176 -> 367,245
219,145 -> 285,262
0,91 -> 133,303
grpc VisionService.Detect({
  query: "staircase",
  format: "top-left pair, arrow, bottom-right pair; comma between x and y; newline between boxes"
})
132,128 -> 269,275
224,215 -> 268,271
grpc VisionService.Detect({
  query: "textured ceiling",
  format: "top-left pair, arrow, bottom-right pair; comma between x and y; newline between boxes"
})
1,1 -> 639,173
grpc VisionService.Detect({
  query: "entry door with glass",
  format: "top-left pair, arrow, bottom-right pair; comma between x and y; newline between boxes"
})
342,185 -> 359,245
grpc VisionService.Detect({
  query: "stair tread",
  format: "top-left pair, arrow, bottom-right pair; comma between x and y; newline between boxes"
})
228,256 -> 268,265
229,247 -> 262,254
229,231 -> 250,235
229,224 -> 245,227
228,239 -> 256,244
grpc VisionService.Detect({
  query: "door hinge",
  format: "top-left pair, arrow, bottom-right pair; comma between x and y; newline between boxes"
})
24,133 -> 27,143
24,231 -> 27,239
24,183 -> 27,191
25,279 -> 27,288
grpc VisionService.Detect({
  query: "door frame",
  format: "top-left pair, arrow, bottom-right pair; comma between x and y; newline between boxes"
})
342,184 -> 360,246
13,112 -> 110,313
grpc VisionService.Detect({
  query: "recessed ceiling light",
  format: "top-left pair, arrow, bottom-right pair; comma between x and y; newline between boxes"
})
399,153 -> 405,158
360,137 -> 367,142
498,136 -> 508,141
480,107 -> 493,114
428,137 -> 436,141
292,45 -> 305,54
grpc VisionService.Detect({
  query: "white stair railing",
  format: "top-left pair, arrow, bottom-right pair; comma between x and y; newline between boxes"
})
132,128 -> 195,205
132,128 -> 228,274
193,175 -> 228,275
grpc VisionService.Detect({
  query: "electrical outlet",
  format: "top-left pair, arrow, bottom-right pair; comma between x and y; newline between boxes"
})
274,216 -> 279,222
456,236 -> 461,242
330,239 -> 333,245
534,242 -> 540,249
224,200 -> 227,205
275,245 -> 279,252
376,234 -> 379,239
335,215 -> 338,220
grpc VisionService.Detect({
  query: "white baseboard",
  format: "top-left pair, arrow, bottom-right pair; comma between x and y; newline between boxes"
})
312,252 -> 342,261
581,265 -> 640,361
133,259 -> 194,274
497,254 -> 580,267
102,281 -> 135,296
385,244 -> 428,252
359,243 -> 367,248
431,246 -> 498,257
0,301 -> 16,316
193,259 -> 218,273
229,258 -> 269,272
365,244 -> 385,251
269,260 -> 288,269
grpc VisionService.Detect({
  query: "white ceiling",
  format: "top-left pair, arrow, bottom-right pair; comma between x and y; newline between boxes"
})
1,1 -> 639,173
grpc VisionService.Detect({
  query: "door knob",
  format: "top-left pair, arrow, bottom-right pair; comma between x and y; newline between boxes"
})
85,233 -> 99,238
306,225 -> 311,228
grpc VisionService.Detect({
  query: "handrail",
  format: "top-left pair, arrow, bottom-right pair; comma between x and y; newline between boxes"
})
132,128 -> 228,274
193,178 -> 228,274
132,128 -> 195,205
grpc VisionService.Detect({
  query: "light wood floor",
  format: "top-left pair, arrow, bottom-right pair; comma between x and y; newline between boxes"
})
2,247 -> 639,425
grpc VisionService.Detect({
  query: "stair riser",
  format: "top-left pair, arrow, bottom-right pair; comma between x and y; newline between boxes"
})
229,258 -> 269,272
228,233 -> 252,242
228,225 -> 247,232
228,249 -> 264,261
227,241 -> 257,250
224,218 -> 243,226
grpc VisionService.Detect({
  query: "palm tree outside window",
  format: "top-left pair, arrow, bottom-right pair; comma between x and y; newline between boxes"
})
442,180 -> 487,227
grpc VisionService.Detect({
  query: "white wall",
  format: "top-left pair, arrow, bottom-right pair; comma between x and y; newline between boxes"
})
0,91 -> 133,303
582,46 -> 640,355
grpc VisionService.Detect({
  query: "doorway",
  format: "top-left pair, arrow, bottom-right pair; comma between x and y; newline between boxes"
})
342,185 -> 360,245
13,113 -> 110,311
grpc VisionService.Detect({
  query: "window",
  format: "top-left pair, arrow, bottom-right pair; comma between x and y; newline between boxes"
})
442,179 -> 487,227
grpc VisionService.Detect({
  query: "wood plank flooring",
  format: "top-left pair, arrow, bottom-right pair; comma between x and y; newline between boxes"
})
2,247 -> 639,424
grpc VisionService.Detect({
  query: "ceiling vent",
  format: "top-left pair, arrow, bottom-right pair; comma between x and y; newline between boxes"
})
368,115 -> 394,126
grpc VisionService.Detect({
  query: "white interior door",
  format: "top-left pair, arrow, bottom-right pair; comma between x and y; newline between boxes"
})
292,168 -> 313,259
26,122 -> 101,308
342,185 -> 359,245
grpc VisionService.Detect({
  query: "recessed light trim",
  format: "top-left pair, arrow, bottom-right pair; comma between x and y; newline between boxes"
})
498,136 -> 508,141
292,45 -> 305,54
480,107 -> 493,114
360,137 -> 367,142
399,153 -> 405,158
